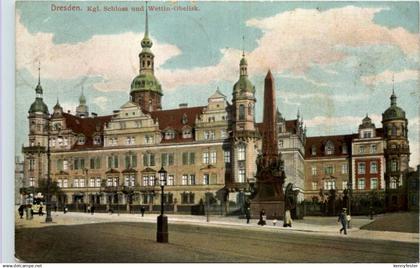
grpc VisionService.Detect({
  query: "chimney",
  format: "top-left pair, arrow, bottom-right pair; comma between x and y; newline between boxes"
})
179,103 -> 188,108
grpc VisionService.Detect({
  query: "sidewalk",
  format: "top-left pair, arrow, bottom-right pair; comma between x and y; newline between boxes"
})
15,211 -> 419,244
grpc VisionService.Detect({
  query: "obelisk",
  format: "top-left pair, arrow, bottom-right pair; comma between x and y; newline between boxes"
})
250,70 -> 286,219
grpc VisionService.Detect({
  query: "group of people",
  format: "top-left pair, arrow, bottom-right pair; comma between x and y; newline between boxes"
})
245,208 -> 293,227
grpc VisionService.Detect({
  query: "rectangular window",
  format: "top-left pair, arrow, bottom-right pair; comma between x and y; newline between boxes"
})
324,165 -> 334,175
79,179 -> 85,188
238,168 -> 246,183
29,159 -> 35,171
95,178 -> 101,187
89,178 -> 95,187
203,174 -> 210,185
107,178 -> 113,187
29,177 -> 35,187
221,129 -> 228,139
311,182 -> 318,190
182,152 -> 188,165
168,153 -> 174,166
210,152 -> 217,164
370,162 -> 378,174
142,176 -> 148,186
57,179 -> 62,188
202,152 -> 209,164
143,154 -> 155,166
371,178 -> 378,190
238,146 -> 246,161
189,152 -> 195,165
63,160 -> 68,170
63,179 -> 68,188
358,178 -> 365,190
341,163 -> 348,174
359,145 -> 365,154
144,135 -> 154,144
182,174 -> 188,185
161,153 -> 168,166
224,151 -> 231,163
342,181 -> 348,190
370,144 -> 377,153
324,180 -> 336,190
311,166 -> 317,176
57,159 -> 63,171
189,174 -> 196,185
391,160 -> 398,172
167,175 -> 174,186
126,136 -> 135,145
358,162 -> 366,174
74,179 -> 79,188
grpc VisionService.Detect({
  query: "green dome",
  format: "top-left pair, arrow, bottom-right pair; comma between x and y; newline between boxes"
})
130,73 -> 162,95
141,36 -> 153,49
233,76 -> 255,95
382,93 -> 406,121
29,98 -> 49,114
383,105 -> 406,121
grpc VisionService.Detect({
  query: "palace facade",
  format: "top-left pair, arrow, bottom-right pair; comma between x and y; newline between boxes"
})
20,10 -> 413,213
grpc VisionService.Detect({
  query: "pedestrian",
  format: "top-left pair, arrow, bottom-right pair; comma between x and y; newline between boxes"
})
258,209 -> 266,226
140,206 -> 145,217
63,205 -> 68,214
54,204 -> 57,212
245,207 -> 251,224
18,205 -> 24,219
338,208 -> 347,235
87,204 -> 91,213
39,206 -> 43,216
283,209 -> 292,227
91,204 -> 95,215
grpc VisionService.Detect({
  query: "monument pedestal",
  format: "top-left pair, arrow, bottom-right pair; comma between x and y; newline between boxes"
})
250,200 -> 284,220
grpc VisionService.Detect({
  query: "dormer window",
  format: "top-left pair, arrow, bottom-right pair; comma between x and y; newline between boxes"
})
164,129 -> 176,140
182,127 -> 192,139
77,135 -> 85,145
363,131 -> 372,138
93,135 -> 101,145
325,141 -> 334,155
342,144 -> 348,154
311,145 -> 316,156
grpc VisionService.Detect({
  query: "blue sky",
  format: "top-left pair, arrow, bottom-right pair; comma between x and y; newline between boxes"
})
15,1 -> 419,166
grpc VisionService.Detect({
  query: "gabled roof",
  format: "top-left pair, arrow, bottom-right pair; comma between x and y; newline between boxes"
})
305,134 -> 354,159
62,113 -> 112,149
150,106 -> 205,143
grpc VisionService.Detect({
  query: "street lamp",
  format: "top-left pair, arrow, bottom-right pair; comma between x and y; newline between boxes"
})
157,165 -> 168,243
206,189 -> 210,223
45,122 -> 52,223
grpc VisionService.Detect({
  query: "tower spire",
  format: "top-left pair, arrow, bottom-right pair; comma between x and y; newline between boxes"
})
390,74 -> 397,106
242,35 -> 245,57
38,61 -> 41,85
145,1 -> 149,37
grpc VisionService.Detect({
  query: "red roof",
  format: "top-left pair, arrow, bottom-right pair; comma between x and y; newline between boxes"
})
256,119 -> 298,134
305,134 -> 354,159
63,113 -> 112,149
150,106 -> 205,143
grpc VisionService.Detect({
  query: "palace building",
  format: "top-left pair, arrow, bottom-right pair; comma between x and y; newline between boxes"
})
20,9 -> 413,213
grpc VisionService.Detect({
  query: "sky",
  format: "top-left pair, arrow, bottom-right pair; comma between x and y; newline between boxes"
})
15,1 -> 419,167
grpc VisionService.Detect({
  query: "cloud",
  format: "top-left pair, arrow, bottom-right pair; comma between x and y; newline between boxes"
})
15,12 -> 181,92
162,6 -> 419,90
361,69 -> 419,86
92,96 -> 109,111
305,114 -> 382,128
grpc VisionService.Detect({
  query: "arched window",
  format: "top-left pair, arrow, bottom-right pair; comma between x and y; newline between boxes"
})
325,141 -> 334,155
248,103 -> 253,116
239,104 -> 245,120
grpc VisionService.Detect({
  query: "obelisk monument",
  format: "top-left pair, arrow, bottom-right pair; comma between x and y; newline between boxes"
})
250,70 -> 286,219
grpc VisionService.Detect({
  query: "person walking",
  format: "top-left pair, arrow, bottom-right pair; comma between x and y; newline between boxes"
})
245,207 -> 251,224
283,209 -> 292,227
338,208 -> 347,235
140,206 -> 145,217
18,205 -> 24,219
39,205 -> 43,216
90,204 -> 95,215
258,209 -> 266,226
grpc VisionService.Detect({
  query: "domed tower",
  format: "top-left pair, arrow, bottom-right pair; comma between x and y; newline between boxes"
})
27,63 -> 49,147
382,87 -> 410,211
130,4 -> 162,112
76,88 -> 89,118
230,51 -> 258,191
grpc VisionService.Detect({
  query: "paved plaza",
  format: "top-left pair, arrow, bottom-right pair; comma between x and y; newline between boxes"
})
14,210 -> 419,263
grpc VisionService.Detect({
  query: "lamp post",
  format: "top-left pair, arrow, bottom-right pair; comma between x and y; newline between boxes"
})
206,189 -> 210,223
117,177 -> 120,216
45,122 -> 52,223
157,165 -> 168,243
